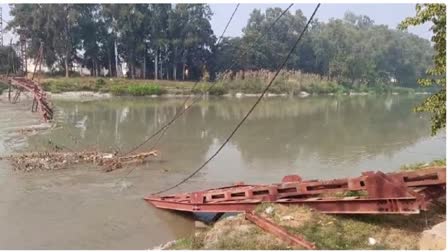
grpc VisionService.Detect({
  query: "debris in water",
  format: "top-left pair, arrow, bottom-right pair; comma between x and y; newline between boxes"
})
117,180 -> 133,191
2,150 -> 158,172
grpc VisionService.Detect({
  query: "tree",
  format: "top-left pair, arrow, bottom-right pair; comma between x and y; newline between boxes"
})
5,4 -> 436,87
400,4 -> 446,135
0,45 -> 21,74
8,4 -> 82,77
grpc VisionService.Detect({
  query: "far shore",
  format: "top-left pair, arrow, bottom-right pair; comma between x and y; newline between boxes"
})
45,90 -> 432,101
0,76 -> 434,101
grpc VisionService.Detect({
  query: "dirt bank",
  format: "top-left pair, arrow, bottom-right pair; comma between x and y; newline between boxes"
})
48,91 -> 112,101
167,202 -> 446,250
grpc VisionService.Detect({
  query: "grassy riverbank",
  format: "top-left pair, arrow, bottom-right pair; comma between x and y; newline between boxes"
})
166,161 -> 446,250
39,75 -> 431,97
167,203 -> 445,250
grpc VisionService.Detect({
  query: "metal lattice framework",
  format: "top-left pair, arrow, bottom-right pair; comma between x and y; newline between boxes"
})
145,167 -> 446,215
0,43 -> 53,122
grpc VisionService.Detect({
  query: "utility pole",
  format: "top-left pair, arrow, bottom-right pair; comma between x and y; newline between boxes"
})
0,7 -> 4,47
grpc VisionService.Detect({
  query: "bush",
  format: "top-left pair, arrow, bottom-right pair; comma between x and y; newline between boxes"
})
191,83 -> 227,96
208,84 -> 227,96
110,84 -> 166,96
191,83 -> 208,94
95,79 -> 106,90
110,85 -> 127,95
127,84 -> 166,96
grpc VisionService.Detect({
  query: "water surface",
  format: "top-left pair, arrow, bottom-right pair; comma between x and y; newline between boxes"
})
0,95 -> 445,249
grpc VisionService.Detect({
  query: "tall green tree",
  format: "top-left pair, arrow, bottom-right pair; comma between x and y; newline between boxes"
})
8,4 -> 83,77
0,45 -> 21,74
400,4 -> 446,135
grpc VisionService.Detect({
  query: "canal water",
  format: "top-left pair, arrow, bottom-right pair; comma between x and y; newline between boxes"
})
0,95 -> 445,249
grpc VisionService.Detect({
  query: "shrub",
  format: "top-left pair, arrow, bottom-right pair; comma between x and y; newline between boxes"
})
110,85 -> 127,95
126,84 -> 166,96
95,79 -> 106,90
191,83 -> 228,96
208,83 -> 227,96
191,83 -> 208,94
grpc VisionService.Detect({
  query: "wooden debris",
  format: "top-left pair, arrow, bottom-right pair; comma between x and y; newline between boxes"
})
2,150 -> 158,172
102,151 -> 159,172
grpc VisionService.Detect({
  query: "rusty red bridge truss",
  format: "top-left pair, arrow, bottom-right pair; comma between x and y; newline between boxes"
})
145,167 -> 446,215
1,75 -> 53,122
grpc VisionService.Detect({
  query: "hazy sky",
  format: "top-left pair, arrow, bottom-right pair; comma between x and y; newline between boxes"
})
210,3 -> 432,39
0,3 -> 432,44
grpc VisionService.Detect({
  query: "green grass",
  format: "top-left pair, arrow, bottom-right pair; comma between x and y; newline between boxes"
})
39,76 -> 425,97
126,84 -> 166,96
41,77 -> 174,96
400,159 -> 446,171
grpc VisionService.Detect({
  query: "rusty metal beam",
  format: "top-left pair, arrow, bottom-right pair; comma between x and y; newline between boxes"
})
245,211 -> 316,249
1,75 -> 53,121
145,167 -> 446,215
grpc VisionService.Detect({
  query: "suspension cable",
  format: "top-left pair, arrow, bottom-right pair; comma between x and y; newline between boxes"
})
121,3 -> 294,157
119,3 -> 240,157
153,3 -> 321,195
119,4 -> 294,179
142,3 -> 296,154
216,4 -> 240,45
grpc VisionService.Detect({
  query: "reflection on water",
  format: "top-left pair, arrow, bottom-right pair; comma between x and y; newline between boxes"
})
29,95 -> 445,180
1,95 -> 445,249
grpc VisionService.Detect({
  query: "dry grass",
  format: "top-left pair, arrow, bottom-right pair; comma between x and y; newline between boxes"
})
400,159 -> 446,171
168,202 -> 445,250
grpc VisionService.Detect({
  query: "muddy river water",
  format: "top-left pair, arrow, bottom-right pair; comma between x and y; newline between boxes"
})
0,95 -> 445,249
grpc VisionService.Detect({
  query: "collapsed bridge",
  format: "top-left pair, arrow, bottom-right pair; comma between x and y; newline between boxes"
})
146,167 -> 446,215
146,167 -> 446,249
0,75 -> 53,122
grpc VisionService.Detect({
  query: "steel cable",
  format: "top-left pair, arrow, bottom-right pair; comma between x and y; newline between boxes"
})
119,3 -> 295,180
120,3 -> 241,157
153,3 -> 321,195
121,4 -> 295,157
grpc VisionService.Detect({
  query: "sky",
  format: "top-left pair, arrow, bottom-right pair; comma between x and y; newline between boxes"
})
0,3 -> 432,44
210,3 -> 432,39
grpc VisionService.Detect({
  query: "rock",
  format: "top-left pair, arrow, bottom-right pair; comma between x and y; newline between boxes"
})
368,237 -> 377,245
195,221 -> 208,229
280,215 -> 294,221
419,221 -> 446,250
265,206 -> 274,215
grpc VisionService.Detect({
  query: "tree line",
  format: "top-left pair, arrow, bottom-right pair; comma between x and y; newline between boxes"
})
4,4 -> 433,88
